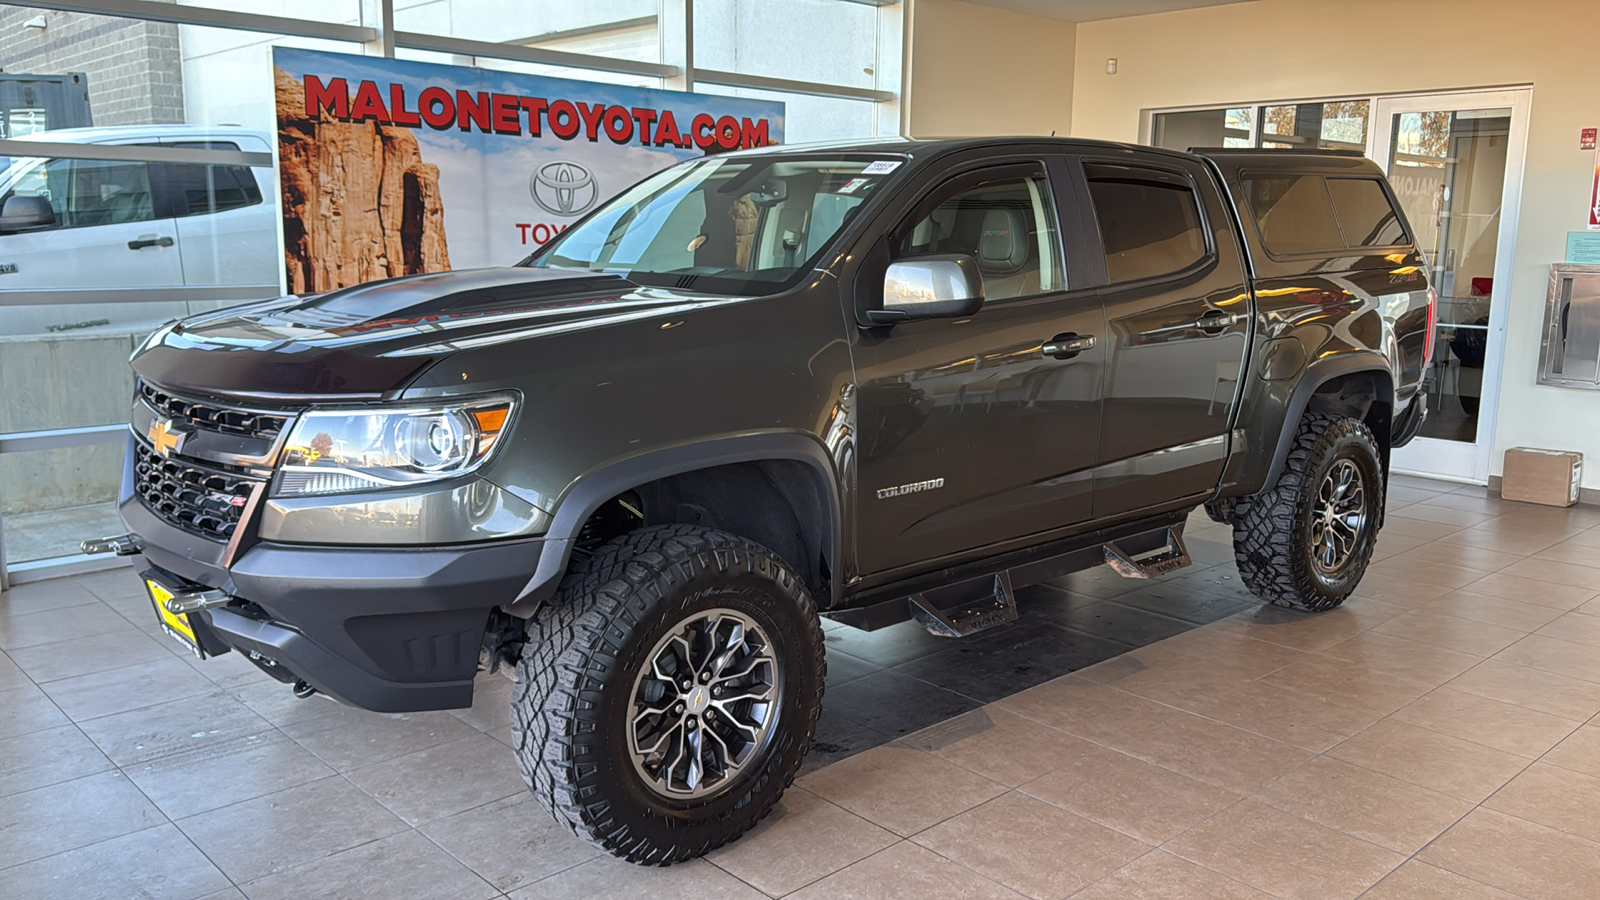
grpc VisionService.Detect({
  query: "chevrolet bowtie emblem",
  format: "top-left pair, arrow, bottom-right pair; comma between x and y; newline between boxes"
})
147,417 -> 190,457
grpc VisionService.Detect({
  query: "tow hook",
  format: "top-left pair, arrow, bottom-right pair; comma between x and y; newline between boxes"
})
160,588 -> 231,615
80,533 -> 144,556
292,680 -> 318,699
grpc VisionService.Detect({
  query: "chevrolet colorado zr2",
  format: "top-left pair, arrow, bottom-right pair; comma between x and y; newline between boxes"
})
87,138 -> 1434,864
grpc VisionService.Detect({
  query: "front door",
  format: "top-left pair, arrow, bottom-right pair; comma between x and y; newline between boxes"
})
852,161 -> 1106,576
1372,90 -> 1531,482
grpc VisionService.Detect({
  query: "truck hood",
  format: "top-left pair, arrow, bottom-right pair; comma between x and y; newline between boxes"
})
131,267 -> 742,397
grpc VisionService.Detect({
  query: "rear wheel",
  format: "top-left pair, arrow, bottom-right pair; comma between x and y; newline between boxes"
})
511,524 -> 824,865
1232,413 -> 1384,611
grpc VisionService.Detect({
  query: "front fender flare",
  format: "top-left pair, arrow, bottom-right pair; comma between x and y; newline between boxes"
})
507,431 -> 844,614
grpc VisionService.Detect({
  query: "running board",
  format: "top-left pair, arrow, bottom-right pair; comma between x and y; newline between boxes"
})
1103,526 -> 1191,579
908,571 -> 1018,638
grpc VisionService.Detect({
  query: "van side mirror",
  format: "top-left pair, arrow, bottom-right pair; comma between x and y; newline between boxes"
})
867,254 -> 984,325
0,195 -> 56,232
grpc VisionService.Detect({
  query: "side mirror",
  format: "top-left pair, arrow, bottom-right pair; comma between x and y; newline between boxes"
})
868,253 -> 984,325
0,195 -> 56,232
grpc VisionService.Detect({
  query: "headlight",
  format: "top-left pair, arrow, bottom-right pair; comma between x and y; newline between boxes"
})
274,394 -> 516,497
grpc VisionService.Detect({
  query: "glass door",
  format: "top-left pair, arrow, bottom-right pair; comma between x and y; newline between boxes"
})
1370,90 -> 1531,482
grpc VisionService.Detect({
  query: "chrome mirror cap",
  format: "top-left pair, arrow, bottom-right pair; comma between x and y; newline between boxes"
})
874,254 -> 984,324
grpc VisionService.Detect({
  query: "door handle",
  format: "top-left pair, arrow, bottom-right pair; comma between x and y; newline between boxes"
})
1195,309 -> 1242,334
128,236 -> 174,250
1042,333 -> 1096,359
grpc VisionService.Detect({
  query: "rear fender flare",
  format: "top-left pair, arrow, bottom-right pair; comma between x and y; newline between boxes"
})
1260,354 -> 1394,492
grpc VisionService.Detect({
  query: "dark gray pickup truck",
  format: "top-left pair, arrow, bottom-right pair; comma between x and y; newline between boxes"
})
91,138 -> 1433,864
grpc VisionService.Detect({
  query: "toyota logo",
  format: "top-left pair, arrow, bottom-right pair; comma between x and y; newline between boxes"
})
530,161 -> 599,216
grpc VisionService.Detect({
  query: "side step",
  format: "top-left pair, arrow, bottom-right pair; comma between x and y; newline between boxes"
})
908,571 -> 1018,638
1103,526 -> 1191,579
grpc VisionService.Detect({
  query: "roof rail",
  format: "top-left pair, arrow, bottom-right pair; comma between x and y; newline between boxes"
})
1187,146 -> 1368,158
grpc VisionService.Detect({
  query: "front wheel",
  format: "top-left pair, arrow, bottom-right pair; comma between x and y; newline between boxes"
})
1231,413 -> 1384,611
511,524 -> 824,865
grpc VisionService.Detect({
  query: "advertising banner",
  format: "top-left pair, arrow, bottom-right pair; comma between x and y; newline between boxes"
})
271,48 -> 785,293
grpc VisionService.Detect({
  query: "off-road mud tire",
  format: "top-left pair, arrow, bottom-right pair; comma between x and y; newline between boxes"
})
511,524 -> 825,865
1232,413 -> 1384,612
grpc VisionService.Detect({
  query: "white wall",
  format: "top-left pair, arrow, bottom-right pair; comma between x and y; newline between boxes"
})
1070,0 -> 1600,488
905,0 -> 1076,138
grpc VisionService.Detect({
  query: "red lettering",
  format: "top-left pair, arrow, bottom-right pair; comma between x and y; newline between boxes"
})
490,93 -> 520,135
715,115 -> 740,149
532,223 -> 550,244
516,223 -> 531,244
519,97 -> 547,136
576,101 -> 606,141
456,90 -> 490,132
602,105 -> 632,144
654,110 -> 681,147
348,80 -> 390,123
389,84 -> 420,127
548,100 -> 580,139
304,75 -> 348,120
630,107 -> 657,145
692,113 -> 716,149
741,117 -> 770,148
418,87 -> 454,129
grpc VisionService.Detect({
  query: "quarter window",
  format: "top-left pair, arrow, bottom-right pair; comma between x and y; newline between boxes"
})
1240,174 -> 1345,254
1326,177 -> 1408,247
1085,165 -> 1208,284
897,175 -> 1064,301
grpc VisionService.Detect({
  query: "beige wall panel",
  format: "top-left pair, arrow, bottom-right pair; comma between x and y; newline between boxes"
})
907,0 -> 1077,138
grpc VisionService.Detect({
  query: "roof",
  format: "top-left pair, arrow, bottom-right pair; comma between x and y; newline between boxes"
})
727,135 -> 1195,163
11,124 -> 271,144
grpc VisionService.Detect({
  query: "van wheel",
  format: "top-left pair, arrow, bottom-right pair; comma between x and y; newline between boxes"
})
1232,414 -> 1384,612
511,524 -> 824,865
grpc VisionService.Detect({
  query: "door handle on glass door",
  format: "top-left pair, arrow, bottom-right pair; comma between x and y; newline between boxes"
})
1196,309 -> 1242,333
128,236 -> 174,250
1042,333 -> 1096,359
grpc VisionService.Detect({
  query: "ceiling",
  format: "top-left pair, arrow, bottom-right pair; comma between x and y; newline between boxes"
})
960,0 -> 1256,22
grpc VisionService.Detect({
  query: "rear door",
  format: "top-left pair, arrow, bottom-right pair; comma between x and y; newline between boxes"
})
154,137 -> 277,289
851,156 -> 1107,576
1074,153 -> 1252,518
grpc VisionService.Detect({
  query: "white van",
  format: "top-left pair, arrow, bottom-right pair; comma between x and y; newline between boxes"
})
0,125 -> 279,335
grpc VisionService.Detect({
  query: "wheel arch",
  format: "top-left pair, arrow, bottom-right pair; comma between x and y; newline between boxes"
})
508,432 -> 844,614
1261,354 -> 1395,493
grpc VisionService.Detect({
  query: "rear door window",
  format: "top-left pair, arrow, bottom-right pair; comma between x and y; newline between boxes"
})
1084,164 -> 1208,284
1326,177 -> 1408,247
157,142 -> 264,218
1239,174 -> 1345,254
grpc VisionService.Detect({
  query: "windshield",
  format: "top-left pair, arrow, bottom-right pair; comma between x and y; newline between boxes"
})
525,154 -> 905,296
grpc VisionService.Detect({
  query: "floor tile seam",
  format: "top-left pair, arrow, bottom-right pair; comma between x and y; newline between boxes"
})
1384,696 -> 1588,763
1011,778 -> 1241,848
1448,653 -> 1600,693
229,827 -> 442,897
414,809 -> 595,898
899,794 -> 1155,898
0,820 -> 183,880
1095,679 -> 1321,753
46,676 -> 217,726
1492,640 -> 1600,687
700,787 -> 904,897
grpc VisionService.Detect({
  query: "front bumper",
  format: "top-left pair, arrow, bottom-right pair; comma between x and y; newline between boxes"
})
121,471 -> 543,713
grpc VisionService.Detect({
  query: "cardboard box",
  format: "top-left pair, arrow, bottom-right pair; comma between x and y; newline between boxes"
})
1502,448 -> 1583,507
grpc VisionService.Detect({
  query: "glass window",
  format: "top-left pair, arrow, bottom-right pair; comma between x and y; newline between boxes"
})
1240,175 -> 1345,254
1085,166 -> 1207,283
532,154 -> 902,296
64,160 -> 158,228
157,144 -> 265,218
897,175 -> 1064,301
1153,100 -> 1368,153
1326,177 -> 1407,247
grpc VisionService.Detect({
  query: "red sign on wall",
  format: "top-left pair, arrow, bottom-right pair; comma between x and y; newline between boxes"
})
1584,127 -> 1598,151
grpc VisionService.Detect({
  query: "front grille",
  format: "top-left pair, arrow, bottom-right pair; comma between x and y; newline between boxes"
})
133,439 -> 262,540
139,381 -> 289,442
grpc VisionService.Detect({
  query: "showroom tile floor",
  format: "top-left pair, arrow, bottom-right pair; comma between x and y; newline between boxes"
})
4,474 -> 1600,898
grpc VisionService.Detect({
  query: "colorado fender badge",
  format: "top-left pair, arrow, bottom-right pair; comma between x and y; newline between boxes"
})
876,478 -> 945,500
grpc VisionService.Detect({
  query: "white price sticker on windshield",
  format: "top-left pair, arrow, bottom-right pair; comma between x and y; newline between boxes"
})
837,178 -> 871,194
861,160 -> 902,175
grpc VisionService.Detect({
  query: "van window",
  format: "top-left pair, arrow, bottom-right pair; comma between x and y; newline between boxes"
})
1326,177 -> 1407,247
897,174 -> 1064,300
1240,174 -> 1345,254
1085,165 -> 1207,284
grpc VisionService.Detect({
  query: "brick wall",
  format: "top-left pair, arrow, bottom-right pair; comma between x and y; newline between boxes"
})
0,6 -> 184,126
